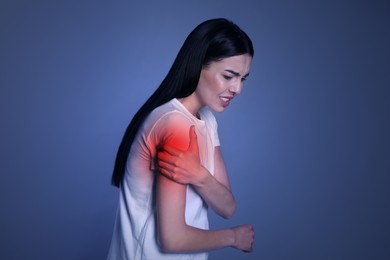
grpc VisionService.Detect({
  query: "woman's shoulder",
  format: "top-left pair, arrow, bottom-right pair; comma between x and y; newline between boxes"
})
143,99 -> 192,134
150,100 -> 191,124
143,100 -> 193,149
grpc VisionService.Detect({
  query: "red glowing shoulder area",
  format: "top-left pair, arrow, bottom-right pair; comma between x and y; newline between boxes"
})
154,112 -> 192,151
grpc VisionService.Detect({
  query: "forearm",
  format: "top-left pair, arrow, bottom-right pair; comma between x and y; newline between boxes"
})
158,173 -> 237,253
194,167 -> 236,219
159,224 -> 235,253
158,166 -> 254,254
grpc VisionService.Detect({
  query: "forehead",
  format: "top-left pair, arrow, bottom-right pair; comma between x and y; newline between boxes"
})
206,54 -> 252,74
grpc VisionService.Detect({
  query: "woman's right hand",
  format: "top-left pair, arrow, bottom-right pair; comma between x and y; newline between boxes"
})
231,224 -> 255,252
157,125 -> 207,186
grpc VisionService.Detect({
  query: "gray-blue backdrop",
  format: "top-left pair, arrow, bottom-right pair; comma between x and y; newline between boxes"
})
1,1 -> 389,259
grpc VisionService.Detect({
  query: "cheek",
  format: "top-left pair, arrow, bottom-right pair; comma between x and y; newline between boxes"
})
196,78 -> 212,97
196,74 -> 224,99
205,77 -> 224,94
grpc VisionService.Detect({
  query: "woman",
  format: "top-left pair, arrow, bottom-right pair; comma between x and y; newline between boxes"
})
107,18 -> 255,260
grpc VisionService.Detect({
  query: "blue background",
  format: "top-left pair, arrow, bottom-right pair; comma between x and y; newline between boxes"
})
1,1 -> 389,259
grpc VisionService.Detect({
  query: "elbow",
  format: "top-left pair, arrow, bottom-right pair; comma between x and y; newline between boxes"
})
157,231 -> 183,253
158,239 -> 178,253
223,211 -> 234,220
221,201 -> 237,220
159,243 -> 180,254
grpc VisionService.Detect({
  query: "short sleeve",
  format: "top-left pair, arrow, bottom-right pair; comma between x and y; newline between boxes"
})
199,108 -> 220,147
147,111 -> 192,170
212,117 -> 220,147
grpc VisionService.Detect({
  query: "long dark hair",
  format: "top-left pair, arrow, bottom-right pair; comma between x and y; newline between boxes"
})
111,18 -> 254,187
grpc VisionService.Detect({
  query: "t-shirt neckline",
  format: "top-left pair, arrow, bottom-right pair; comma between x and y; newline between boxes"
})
172,98 -> 205,125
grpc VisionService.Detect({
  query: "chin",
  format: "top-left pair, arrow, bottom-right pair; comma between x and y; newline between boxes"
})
210,106 -> 226,113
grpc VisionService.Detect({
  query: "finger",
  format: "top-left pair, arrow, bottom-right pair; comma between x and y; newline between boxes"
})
243,242 -> 253,253
157,151 -> 177,165
242,247 -> 253,253
158,162 -> 177,180
159,167 -> 176,181
160,144 -> 182,156
158,159 -> 175,171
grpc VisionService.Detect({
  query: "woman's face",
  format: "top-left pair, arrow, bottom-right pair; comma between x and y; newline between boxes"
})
194,54 -> 252,113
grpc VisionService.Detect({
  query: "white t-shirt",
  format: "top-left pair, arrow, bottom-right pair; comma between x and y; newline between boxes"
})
107,98 -> 220,260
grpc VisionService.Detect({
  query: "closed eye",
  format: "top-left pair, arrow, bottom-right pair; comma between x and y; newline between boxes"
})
223,75 -> 233,80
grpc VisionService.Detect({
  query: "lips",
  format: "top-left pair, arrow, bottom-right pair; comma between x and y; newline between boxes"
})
219,96 -> 233,107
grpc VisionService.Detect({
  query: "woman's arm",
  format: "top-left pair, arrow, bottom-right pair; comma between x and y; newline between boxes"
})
157,170 -> 254,253
193,146 -> 236,219
158,126 -> 236,218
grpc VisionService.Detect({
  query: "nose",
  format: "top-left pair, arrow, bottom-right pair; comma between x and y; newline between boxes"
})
229,80 -> 243,95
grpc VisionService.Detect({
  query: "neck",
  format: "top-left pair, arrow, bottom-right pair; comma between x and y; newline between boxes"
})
177,95 -> 202,118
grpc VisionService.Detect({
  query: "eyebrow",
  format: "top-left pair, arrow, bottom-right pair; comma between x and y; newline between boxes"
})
224,69 -> 250,78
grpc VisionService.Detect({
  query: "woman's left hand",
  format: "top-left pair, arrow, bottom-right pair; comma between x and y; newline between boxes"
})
157,126 -> 207,185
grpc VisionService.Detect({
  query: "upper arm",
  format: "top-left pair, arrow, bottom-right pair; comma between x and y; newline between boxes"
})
153,113 -> 191,251
214,146 -> 231,190
156,171 -> 187,251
